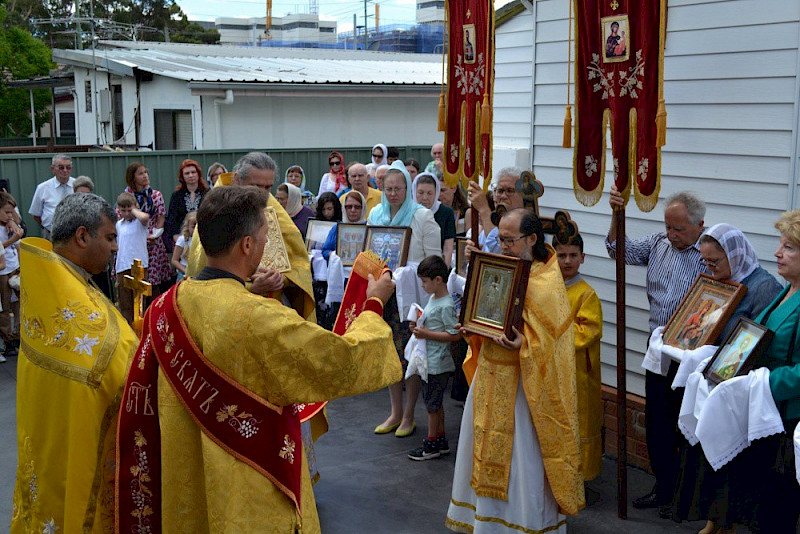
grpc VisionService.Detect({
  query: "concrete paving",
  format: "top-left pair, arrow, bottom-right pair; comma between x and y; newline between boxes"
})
0,355 -> 716,532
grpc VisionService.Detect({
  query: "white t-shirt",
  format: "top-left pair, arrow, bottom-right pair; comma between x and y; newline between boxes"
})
115,218 -> 149,273
175,234 -> 191,268
0,226 -> 19,275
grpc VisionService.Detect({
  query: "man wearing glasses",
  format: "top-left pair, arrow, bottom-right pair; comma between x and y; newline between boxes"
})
466,167 -> 524,254
29,153 -> 75,240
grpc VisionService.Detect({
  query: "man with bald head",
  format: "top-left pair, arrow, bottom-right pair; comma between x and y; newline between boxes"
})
425,143 -> 444,174
340,162 -> 382,217
606,184 -> 706,515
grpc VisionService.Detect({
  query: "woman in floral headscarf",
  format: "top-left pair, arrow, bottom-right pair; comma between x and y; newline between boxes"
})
670,223 -> 782,533
318,151 -> 348,196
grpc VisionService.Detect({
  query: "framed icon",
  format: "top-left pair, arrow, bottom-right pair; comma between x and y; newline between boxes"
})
305,219 -> 337,252
337,223 -> 368,267
260,206 -> 291,273
364,226 -> 411,271
601,15 -> 630,63
463,24 -> 476,64
663,274 -> 747,350
460,250 -> 531,339
703,317 -> 773,385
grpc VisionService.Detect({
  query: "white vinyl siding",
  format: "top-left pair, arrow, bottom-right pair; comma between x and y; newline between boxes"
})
494,0 -> 800,396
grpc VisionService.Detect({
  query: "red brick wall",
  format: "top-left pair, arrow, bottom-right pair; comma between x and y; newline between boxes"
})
602,384 -> 651,472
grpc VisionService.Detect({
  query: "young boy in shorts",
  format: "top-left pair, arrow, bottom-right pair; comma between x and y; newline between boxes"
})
408,255 -> 461,461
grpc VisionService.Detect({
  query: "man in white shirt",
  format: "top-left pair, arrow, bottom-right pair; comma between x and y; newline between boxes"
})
29,153 -> 75,240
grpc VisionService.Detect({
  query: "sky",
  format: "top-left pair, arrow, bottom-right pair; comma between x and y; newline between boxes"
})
175,0 -> 419,34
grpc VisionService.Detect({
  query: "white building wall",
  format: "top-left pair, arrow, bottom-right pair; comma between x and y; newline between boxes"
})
138,77 -> 203,149
73,68 -> 113,145
200,92 -> 440,150
494,0 -> 800,396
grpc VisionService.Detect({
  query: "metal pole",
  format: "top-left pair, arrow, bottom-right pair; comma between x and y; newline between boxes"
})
615,207 -> 628,519
364,0 -> 368,50
353,13 -> 357,49
90,0 -> 101,145
29,90 -> 37,147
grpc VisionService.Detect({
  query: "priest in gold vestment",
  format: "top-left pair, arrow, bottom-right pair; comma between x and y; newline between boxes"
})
447,209 -> 584,534
119,186 -> 401,533
12,194 -> 138,533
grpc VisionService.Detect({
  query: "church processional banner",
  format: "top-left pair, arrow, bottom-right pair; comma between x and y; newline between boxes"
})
572,0 -> 667,212
442,0 -> 495,191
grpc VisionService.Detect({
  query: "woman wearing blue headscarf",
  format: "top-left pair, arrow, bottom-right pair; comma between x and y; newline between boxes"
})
371,160 -> 441,438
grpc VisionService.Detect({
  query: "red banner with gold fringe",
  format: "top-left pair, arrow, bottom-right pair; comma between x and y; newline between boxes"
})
332,251 -> 388,335
572,0 -> 667,212
441,0 -> 495,191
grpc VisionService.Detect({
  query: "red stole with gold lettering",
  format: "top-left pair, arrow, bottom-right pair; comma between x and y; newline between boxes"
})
115,284 -> 303,533
572,0 -> 667,212
333,251 -> 388,335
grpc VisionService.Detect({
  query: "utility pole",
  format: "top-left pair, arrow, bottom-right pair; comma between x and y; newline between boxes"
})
90,0 -> 101,144
363,0 -> 368,50
353,13 -> 357,49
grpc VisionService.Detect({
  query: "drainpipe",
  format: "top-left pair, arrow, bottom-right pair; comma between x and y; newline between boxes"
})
214,89 -> 234,148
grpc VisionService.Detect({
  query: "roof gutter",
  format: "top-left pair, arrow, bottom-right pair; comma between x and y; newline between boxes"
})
189,81 -> 439,98
214,89 -> 234,149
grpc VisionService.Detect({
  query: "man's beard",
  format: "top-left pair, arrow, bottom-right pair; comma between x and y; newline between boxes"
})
517,247 -> 533,261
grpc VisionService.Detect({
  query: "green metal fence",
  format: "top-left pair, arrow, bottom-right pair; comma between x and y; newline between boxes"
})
0,146 -> 432,237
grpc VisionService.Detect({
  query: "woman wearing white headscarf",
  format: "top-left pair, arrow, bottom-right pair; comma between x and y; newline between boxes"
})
277,182 -> 314,239
670,223 -> 782,532
413,172 -> 456,267
371,161 -> 441,438
371,143 -> 388,167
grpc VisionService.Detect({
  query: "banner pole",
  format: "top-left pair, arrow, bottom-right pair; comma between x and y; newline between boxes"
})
615,206 -> 628,519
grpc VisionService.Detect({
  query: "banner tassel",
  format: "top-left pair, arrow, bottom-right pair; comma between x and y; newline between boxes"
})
480,93 -> 491,134
655,98 -> 666,147
438,92 -> 446,132
562,105 -> 572,148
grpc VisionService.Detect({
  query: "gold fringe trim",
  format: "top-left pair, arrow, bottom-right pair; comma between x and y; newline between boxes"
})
438,92 -> 447,132
479,93 -> 491,135
351,250 -> 386,280
562,105 -> 572,148
655,98 -> 666,147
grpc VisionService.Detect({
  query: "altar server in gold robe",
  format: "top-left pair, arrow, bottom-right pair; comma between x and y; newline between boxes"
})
116,186 -> 401,533
447,208 -> 584,534
11,193 -> 139,533
554,233 -> 604,482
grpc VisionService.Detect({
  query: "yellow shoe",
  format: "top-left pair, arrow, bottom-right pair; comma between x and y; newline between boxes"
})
374,421 -> 401,434
395,422 -> 416,438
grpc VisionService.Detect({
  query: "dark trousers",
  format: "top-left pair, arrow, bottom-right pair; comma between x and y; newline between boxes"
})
644,363 -> 683,500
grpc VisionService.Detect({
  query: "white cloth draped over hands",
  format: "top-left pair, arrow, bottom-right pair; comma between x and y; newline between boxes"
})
680,367 -> 784,471
404,303 -> 427,381
393,262 -> 426,321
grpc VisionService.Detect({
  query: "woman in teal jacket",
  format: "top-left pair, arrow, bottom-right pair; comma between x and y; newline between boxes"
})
722,210 -> 800,533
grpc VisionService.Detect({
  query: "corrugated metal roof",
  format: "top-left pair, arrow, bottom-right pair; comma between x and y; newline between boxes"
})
55,41 -> 443,86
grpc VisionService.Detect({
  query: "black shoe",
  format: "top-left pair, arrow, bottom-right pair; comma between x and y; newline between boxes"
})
408,438 -> 441,461
436,436 -> 450,455
632,492 -> 670,509
658,506 -> 673,520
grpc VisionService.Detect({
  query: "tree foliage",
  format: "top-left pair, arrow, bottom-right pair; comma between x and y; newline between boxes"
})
0,5 -> 53,136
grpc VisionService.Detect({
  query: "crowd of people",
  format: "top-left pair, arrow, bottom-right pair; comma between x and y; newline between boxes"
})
7,146 -> 800,533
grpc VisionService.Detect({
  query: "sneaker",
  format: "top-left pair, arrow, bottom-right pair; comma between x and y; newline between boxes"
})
0,354 -> 6,363
408,438 -> 441,461
436,437 -> 450,455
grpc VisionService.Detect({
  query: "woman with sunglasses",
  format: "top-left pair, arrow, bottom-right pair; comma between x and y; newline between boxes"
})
318,151 -> 348,196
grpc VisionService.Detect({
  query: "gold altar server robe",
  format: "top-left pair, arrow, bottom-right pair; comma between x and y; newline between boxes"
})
462,245 -> 585,515
11,238 -> 138,533
157,278 -> 401,533
566,277 -> 604,481
185,175 -> 315,322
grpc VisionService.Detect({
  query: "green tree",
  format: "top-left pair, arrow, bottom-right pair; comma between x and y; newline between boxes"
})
0,5 -> 53,136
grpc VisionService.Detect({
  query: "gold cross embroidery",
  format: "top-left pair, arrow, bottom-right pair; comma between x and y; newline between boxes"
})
344,304 -> 358,330
610,0 -> 619,10
466,9 -> 471,19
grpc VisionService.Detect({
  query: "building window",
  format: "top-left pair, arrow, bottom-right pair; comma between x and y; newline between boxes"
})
320,26 -> 335,33
85,80 -> 92,112
59,112 -> 76,136
417,1 -> 445,9
154,109 -> 193,150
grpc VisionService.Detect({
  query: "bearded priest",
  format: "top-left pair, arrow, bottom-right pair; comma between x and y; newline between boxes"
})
116,185 -> 401,533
